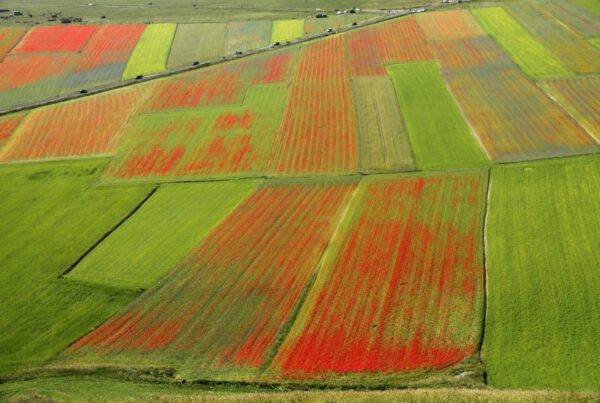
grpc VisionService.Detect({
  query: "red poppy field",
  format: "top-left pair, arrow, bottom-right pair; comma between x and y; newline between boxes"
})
1,3 -> 600,396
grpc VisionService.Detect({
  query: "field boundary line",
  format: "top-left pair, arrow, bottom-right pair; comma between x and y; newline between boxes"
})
57,186 -> 158,279
478,168 -> 492,385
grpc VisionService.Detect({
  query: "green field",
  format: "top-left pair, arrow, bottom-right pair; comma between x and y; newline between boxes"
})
1,376 -> 599,402
485,155 -> 600,390
67,180 -> 258,289
271,19 -> 305,43
167,23 -> 227,68
0,159 -> 151,372
225,20 -> 272,54
472,7 -> 569,77
574,0 -> 600,15
352,76 -> 416,172
122,24 -> 176,80
386,62 -> 488,170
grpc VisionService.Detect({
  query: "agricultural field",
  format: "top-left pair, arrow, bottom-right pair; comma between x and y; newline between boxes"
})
122,24 -> 176,80
0,27 -> 27,61
63,181 -> 357,379
485,156 -> 600,390
0,1 -> 599,399
387,62 -> 488,169
352,76 -> 415,172
0,159 -> 152,372
273,171 -> 487,378
471,7 -> 569,77
0,86 -> 153,161
67,180 -> 259,289
271,19 -> 305,43
506,3 -> 600,74
224,20 -> 272,54
540,75 -> 600,141
167,23 -> 227,69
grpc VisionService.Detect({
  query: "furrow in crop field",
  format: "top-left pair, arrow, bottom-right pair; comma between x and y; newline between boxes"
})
0,27 -> 28,61
387,62 -> 488,169
225,20 -> 271,54
418,10 -> 485,41
106,83 -> 288,179
272,171 -> 487,378
267,36 -> 357,175
0,159 -> 152,372
146,49 -> 294,111
167,23 -> 226,69
506,3 -> 600,74
540,75 -> 600,142
122,24 -> 176,80
432,36 -> 599,161
0,86 -> 153,161
0,113 -> 25,149
485,155 -> 600,390
271,19 -> 305,43
471,7 -> 569,77
67,180 -> 259,290
65,181 -> 356,377
348,17 -> 431,76
11,25 -> 97,54
352,76 -> 415,172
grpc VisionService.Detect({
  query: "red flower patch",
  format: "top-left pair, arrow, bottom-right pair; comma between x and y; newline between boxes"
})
12,25 -> 97,53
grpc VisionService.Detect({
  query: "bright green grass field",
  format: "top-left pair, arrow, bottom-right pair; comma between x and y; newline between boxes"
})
0,159 -> 152,373
122,23 -> 176,80
271,19 -> 305,43
167,23 -> 227,69
485,155 -> 600,390
386,62 -> 488,170
68,180 -> 259,290
590,38 -> 600,48
471,7 -> 569,77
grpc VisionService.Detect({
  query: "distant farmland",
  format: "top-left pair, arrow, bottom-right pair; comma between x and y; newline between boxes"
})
0,1 -> 599,398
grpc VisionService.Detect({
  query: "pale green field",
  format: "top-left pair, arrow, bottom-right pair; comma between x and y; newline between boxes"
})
352,76 -> 416,172
122,24 -> 177,80
68,180 -> 259,289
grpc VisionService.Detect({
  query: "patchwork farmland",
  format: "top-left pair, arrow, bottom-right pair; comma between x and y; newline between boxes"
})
0,1 -> 599,400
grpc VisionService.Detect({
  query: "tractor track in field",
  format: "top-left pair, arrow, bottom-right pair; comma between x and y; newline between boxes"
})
58,186 -> 158,279
0,2 -> 467,117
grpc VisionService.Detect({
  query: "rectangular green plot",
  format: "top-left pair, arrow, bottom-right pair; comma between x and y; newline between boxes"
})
122,23 -> 176,80
352,76 -> 416,172
0,159 -> 152,372
167,23 -> 226,69
386,62 -> 488,170
472,7 -> 569,77
271,19 -> 305,43
485,155 -> 600,390
225,20 -> 271,54
590,38 -> 600,48
68,180 -> 259,290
